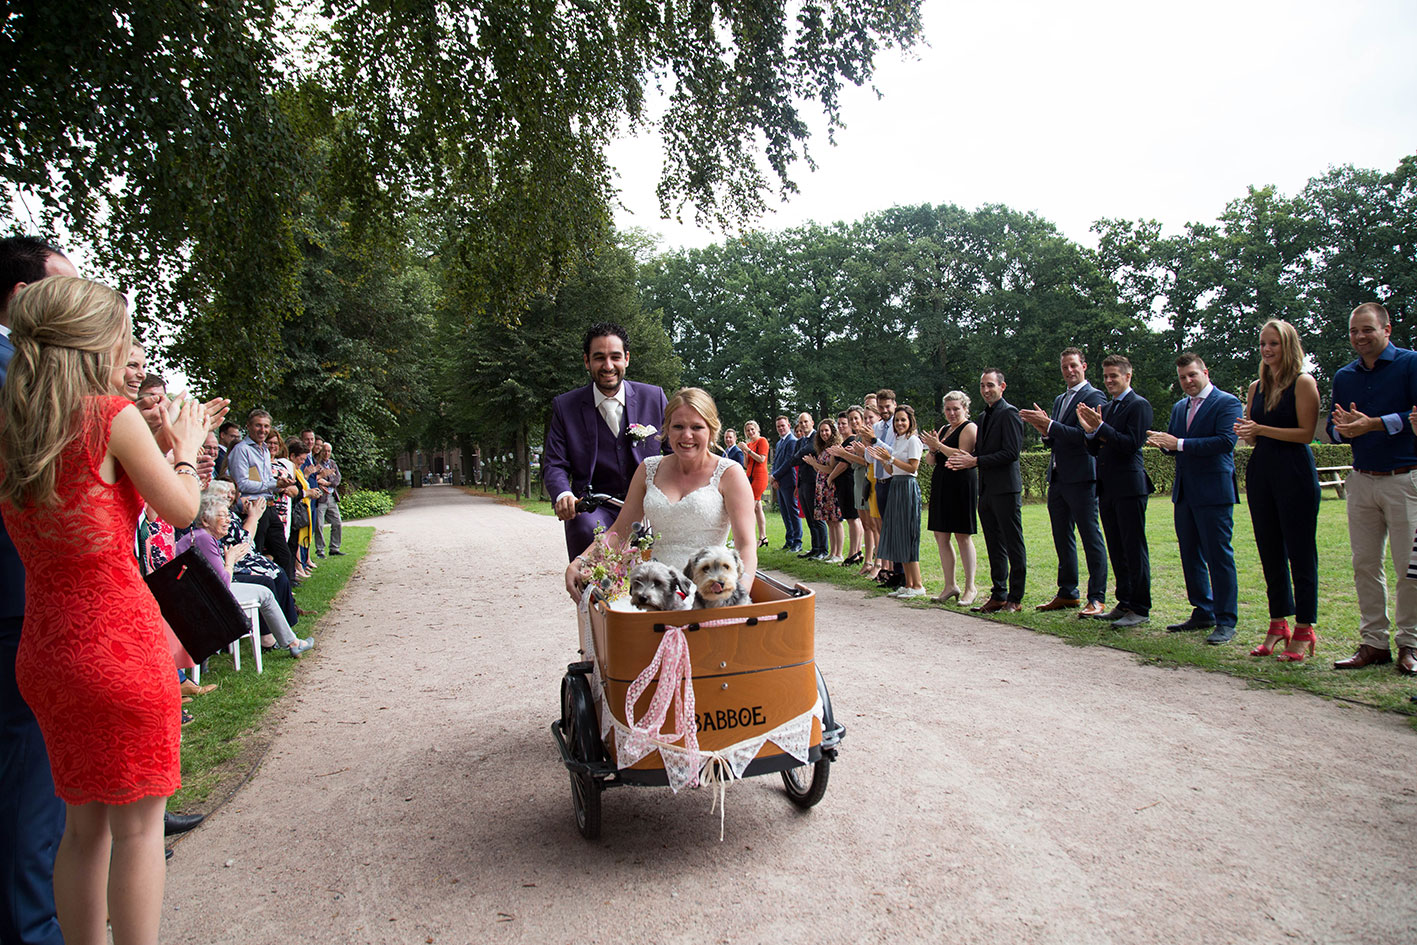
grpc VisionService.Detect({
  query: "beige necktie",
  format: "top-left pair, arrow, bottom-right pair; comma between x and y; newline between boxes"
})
599,398 -> 621,436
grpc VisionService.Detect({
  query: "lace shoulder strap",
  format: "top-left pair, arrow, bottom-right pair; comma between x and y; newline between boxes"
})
644,454 -> 662,487
709,455 -> 733,487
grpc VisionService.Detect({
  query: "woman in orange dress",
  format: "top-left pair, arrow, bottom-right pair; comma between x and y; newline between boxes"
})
0,277 -> 213,945
741,419 -> 771,547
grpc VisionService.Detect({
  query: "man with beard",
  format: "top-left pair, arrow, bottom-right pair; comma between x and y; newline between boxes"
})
543,323 -> 668,561
952,369 -> 1026,613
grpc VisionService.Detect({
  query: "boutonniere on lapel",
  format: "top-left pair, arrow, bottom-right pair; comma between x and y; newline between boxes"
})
627,423 -> 658,444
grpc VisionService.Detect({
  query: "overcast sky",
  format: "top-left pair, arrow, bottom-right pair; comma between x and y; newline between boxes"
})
608,0 -> 1417,251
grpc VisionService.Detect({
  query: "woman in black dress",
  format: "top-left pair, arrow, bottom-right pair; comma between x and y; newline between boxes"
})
921,390 -> 979,605
1235,319 -> 1320,661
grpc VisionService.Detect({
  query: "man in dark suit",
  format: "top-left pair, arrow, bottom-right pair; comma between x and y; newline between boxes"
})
543,322 -> 668,560
953,369 -> 1026,613
1148,352 -> 1244,644
1079,355 -> 1155,629
1020,347 -> 1108,616
1,235 -> 75,945
769,415 -> 801,551
793,412 -> 827,558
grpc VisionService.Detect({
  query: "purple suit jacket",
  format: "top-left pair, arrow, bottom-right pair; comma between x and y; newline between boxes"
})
542,379 -> 668,500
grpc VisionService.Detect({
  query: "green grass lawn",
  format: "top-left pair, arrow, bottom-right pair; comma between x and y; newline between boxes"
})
483,486 -> 1416,722
170,525 -> 374,812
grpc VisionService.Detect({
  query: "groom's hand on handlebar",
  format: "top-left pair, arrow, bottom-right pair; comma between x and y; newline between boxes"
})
555,494 -> 578,520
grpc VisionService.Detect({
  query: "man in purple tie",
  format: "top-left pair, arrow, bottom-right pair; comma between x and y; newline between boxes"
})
1148,352 -> 1244,644
543,323 -> 668,560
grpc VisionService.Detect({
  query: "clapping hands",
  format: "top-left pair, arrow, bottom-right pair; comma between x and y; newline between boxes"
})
1075,402 -> 1102,434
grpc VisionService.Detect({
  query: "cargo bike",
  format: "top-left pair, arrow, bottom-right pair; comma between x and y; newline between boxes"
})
552,497 -> 845,840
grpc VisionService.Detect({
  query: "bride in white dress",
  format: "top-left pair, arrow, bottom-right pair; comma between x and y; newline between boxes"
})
564,387 -> 758,602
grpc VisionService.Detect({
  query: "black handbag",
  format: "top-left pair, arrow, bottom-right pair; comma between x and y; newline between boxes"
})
289,499 -> 310,532
144,546 -> 252,662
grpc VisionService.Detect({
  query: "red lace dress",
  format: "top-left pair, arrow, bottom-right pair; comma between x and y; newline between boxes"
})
3,395 -> 180,804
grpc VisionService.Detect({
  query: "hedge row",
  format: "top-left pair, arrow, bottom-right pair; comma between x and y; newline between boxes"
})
340,489 -> 396,519
914,443 -> 1353,507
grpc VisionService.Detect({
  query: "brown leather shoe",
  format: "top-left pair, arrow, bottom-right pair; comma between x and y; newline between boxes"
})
999,602 -> 1023,613
1036,595 -> 1082,611
972,598 -> 1005,614
1398,646 -> 1417,676
1077,601 -> 1107,617
1333,644 -> 1392,670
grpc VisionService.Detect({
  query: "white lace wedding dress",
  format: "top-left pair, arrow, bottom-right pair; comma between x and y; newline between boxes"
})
642,455 -> 733,571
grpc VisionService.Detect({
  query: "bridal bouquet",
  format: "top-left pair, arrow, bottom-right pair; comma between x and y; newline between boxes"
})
577,523 -> 659,599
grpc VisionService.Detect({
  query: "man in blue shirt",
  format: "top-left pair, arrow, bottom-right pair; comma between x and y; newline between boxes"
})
1327,302 -> 1417,676
769,416 -> 800,551
227,409 -> 298,577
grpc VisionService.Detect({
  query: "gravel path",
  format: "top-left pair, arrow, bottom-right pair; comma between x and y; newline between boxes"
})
162,486 -> 1417,944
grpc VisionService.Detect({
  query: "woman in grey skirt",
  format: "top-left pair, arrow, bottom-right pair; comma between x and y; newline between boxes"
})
870,405 -> 925,599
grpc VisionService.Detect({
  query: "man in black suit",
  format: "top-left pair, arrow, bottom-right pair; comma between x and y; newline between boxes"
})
1078,354 -> 1154,628
952,369 -> 1026,613
1020,347 -> 1108,616
793,412 -> 827,558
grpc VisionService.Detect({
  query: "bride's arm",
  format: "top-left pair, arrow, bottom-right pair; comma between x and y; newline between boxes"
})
720,464 -> 758,588
564,462 -> 650,602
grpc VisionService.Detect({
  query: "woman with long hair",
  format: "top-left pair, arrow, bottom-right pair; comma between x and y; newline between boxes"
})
0,277 -> 213,945
834,405 -> 882,577
741,419 -> 770,547
870,405 -> 926,598
803,417 -> 845,562
1234,319 -> 1321,661
922,390 -> 980,605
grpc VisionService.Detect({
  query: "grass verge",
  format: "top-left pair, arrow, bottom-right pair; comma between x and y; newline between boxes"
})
724,497 -> 1417,721
170,525 -> 374,812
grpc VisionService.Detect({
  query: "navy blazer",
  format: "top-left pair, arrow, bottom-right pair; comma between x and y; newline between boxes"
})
1086,390 -> 1154,499
1164,388 -> 1243,506
542,379 -> 667,500
770,433 -> 798,484
0,332 -> 23,619
1042,382 -> 1106,483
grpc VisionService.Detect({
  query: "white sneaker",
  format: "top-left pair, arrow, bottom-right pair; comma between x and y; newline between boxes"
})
897,587 -> 927,599
886,587 -> 905,598
826,555 -> 844,564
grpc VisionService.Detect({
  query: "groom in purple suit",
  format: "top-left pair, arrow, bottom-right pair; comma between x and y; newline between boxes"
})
543,322 -> 669,560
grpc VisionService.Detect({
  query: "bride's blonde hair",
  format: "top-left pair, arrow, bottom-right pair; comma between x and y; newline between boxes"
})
0,277 -> 131,508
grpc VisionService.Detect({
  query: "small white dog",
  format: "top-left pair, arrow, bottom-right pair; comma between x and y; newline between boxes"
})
684,547 -> 751,609
627,561 -> 693,613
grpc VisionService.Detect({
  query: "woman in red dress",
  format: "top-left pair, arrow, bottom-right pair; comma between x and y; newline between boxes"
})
0,277 -> 211,945
741,419 -> 770,547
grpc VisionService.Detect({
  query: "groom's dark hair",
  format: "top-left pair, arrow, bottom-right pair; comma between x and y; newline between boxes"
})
583,322 -> 629,356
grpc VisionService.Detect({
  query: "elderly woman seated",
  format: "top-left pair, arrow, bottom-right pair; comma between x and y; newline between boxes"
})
177,489 -> 314,657
204,479 -> 301,629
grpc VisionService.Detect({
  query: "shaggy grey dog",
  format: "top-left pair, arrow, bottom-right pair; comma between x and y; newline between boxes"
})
627,560 -> 693,613
684,546 -> 751,609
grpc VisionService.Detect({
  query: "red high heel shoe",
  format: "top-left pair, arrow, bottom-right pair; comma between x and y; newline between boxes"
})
1250,619 -> 1291,656
1276,625 -> 1316,662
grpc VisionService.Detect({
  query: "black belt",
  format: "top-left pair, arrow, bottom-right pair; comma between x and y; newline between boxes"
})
1356,466 -> 1417,477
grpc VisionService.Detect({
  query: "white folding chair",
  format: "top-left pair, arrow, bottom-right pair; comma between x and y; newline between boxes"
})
229,596 -> 264,674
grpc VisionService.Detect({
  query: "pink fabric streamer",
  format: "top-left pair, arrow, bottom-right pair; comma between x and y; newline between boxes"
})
624,626 -> 699,772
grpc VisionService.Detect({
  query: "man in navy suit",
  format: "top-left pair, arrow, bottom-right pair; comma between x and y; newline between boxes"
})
1079,355 -> 1155,629
1020,347 -> 1109,615
543,323 -> 668,560
1,235 -> 75,945
1147,352 -> 1244,644
769,415 -> 801,551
